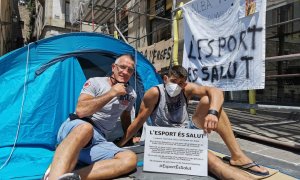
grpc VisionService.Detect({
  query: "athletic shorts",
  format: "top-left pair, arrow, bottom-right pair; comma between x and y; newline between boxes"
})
57,119 -> 126,165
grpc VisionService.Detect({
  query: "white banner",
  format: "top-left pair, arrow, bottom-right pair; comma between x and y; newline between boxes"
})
182,0 -> 266,91
144,126 -> 208,176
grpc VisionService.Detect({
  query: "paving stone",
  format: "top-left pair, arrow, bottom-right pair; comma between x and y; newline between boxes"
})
257,148 -> 300,165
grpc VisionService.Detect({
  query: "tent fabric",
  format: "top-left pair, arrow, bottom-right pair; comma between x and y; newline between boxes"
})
0,32 -> 162,179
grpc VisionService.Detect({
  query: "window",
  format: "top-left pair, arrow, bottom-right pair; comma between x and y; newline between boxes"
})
65,2 -> 70,23
259,1 -> 300,105
149,5 -> 172,44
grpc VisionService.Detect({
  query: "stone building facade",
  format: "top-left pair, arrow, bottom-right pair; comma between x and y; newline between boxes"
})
29,0 -> 300,106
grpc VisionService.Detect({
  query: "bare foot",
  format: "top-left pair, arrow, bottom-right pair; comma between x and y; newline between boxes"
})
230,156 -> 269,175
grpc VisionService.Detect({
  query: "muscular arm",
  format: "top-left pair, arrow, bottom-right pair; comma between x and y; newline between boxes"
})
185,82 -> 224,112
118,87 -> 159,147
185,83 -> 224,133
76,83 -> 127,118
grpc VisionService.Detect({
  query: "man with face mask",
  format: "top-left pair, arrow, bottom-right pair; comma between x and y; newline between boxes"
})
118,65 -> 269,179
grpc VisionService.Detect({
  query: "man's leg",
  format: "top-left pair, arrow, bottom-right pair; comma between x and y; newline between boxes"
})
192,96 -> 268,174
48,123 -> 94,180
74,150 -> 137,179
208,152 -> 254,180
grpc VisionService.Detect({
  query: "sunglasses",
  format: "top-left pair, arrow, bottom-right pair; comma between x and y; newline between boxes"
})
115,64 -> 135,74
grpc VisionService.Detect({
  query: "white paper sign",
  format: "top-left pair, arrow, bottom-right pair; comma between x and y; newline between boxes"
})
144,126 -> 208,176
182,0 -> 266,91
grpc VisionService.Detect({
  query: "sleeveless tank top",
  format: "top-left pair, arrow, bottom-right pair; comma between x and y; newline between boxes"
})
150,84 -> 189,127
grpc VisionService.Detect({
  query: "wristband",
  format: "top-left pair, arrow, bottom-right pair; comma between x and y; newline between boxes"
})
208,109 -> 219,117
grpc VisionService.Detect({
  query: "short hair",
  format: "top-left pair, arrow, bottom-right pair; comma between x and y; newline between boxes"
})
161,65 -> 188,80
115,54 -> 135,64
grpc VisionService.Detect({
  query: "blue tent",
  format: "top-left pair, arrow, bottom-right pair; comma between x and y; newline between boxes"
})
0,32 -> 162,179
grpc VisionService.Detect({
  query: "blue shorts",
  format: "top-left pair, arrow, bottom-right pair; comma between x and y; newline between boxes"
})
57,119 -> 125,165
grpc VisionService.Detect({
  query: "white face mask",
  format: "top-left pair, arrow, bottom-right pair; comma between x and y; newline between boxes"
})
165,82 -> 182,97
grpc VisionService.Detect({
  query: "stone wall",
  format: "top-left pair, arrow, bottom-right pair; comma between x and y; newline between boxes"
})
18,3 -> 31,43
0,0 -> 13,55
